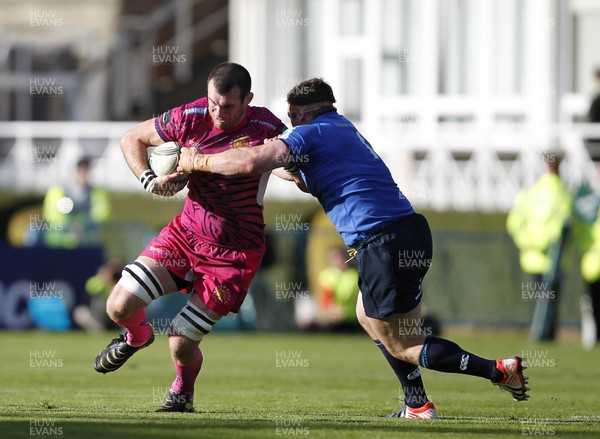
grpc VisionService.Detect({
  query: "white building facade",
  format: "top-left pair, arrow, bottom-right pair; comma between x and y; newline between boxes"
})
1,0 -> 600,212
230,0 -> 600,211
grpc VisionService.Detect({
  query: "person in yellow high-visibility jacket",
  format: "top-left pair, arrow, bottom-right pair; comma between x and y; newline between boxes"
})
507,160 -> 572,276
42,157 -> 111,248
317,247 -> 361,332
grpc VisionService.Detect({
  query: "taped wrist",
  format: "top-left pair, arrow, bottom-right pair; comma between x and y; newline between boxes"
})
193,154 -> 212,172
140,169 -> 157,193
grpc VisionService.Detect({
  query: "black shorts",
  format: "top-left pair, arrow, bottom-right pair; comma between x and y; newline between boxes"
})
355,213 -> 433,319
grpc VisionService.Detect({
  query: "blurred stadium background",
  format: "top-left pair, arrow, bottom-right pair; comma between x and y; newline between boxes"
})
1,0 -> 600,334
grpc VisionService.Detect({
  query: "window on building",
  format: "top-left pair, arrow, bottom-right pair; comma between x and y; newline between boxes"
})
438,0 -> 472,94
342,58 -> 363,120
339,0 -> 364,36
492,0 -> 524,95
380,0 -> 420,95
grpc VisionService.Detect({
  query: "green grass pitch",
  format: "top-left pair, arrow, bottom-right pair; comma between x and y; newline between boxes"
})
1,330 -> 599,438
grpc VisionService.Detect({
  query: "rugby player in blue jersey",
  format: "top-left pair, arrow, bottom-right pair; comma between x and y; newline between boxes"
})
178,78 -> 529,418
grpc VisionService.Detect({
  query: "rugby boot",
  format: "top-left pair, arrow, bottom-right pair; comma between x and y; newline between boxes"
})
94,330 -> 154,374
156,391 -> 194,413
492,356 -> 530,401
388,401 -> 437,419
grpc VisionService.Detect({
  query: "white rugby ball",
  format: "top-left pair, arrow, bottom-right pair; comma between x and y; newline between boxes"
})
148,141 -> 181,176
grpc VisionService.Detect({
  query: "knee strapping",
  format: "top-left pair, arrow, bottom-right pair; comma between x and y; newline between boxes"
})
171,300 -> 220,341
118,258 -> 165,304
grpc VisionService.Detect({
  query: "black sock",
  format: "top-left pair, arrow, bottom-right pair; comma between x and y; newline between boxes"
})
418,336 -> 503,382
374,339 -> 428,408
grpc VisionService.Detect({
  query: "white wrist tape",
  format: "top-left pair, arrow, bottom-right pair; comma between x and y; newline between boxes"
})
140,169 -> 157,193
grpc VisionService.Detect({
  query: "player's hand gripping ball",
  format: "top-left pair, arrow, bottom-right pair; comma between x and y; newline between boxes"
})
148,141 -> 182,176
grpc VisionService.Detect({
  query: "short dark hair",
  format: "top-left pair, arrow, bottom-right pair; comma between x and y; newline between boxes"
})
207,62 -> 252,99
287,78 -> 336,106
77,156 -> 91,169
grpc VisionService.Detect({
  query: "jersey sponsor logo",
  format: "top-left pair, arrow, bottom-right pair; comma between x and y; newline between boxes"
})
249,119 -> 277,130
231,135 -> 250,148
183,107 -> 208,116
212,285 -> 231,304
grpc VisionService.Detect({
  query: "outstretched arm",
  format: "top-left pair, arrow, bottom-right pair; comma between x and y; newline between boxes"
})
178,139 -> 311,193
179,139 -> 291,176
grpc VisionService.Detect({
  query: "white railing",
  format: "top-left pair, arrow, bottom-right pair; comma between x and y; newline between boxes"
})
370,122 -> 600,212
0,122 -> 138,192
1,121 -> 599,212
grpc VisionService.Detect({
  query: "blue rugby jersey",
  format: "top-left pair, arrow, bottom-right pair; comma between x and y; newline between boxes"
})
280,111 -> 414,246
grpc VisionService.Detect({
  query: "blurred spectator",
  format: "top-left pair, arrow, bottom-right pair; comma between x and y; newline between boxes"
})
316,247 -> 361,332
41,157 -> 111,248
506,154 -> 572,340
585,68 -> 600,159
73,258 -> 123,331
589,68 -> 600,125
578,215 -> 600,348
572,164 -> 600,349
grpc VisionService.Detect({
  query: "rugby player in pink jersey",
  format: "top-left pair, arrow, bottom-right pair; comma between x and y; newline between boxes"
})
93,63 -> 286,412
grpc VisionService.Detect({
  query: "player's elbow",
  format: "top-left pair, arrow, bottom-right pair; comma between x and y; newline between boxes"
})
120,129 -> 138,153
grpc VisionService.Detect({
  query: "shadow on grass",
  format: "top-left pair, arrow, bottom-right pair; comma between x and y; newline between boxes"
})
3,416 -> 600,439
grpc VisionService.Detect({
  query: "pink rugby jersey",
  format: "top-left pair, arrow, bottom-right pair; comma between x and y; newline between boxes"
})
155,97 -> 286,249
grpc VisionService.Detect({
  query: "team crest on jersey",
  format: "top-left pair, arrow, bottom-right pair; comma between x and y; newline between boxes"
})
231,135 -> 250,148
212,285 -> 231,304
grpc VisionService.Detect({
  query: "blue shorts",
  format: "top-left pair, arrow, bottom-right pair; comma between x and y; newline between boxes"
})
355,213 -> 432,318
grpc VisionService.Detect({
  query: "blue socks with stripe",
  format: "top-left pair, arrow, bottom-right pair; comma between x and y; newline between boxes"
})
419,336 -> 502,381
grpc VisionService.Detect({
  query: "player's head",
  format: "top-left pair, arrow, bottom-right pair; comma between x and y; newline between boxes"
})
75,156 -> 91,186
545,151 -> 564,175
207,62 -> 254,130
286,78 -> 336,126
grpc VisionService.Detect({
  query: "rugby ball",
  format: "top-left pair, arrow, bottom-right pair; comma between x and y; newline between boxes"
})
148,141 -> 181,176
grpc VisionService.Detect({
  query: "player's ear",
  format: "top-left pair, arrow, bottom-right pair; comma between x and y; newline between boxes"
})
298,109 -> 310,124
244,91 -> 254,106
